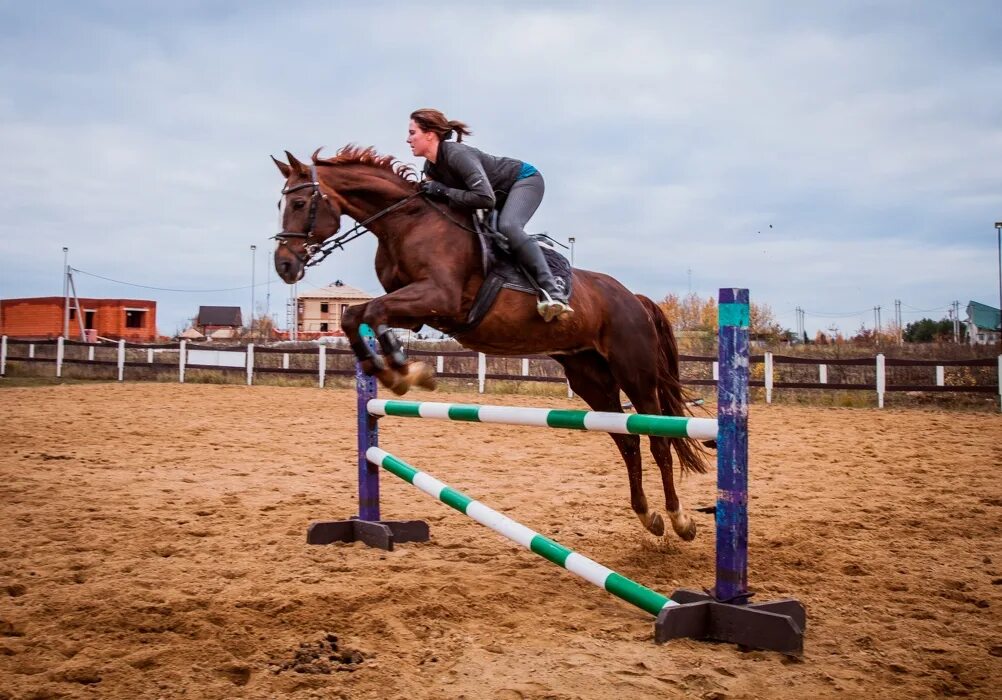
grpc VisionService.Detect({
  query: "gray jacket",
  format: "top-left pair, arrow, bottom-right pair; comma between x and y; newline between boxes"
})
422,141 -> 525,210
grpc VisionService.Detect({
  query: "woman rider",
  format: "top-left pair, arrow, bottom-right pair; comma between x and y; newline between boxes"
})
406,108 -> 573,322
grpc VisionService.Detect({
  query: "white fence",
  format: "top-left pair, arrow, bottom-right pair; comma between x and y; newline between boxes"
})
1,337 -> 1000,410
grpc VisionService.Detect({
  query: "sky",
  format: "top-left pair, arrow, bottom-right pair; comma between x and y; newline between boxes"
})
2,1 -> 1001,338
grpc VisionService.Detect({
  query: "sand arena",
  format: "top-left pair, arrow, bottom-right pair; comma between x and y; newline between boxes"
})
1,382 -> 1000,699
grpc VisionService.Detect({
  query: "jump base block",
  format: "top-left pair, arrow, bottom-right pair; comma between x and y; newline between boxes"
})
307,516 -> 430,552
656,588 -> 806,655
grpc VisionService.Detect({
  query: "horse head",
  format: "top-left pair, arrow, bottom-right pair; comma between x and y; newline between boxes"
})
271,150 -> 343,283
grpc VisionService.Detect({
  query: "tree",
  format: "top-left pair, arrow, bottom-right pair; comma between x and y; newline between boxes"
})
748,303 -> 785,340
903,318 -> 964,343
243,313 -> 278,341
850,324 -> 877,345
658,293 -> 785,340
659,293 -> 716,332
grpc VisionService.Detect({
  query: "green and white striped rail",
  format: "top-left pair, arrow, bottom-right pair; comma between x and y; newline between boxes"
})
367,446 -> 678,617
367,400 -> 717,440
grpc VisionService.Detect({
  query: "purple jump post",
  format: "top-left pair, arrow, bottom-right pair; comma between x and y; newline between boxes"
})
655,288 -> 806,655
305,326 -> 429,550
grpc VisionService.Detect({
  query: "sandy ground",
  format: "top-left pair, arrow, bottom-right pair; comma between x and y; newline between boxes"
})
0,382 -> 1000,700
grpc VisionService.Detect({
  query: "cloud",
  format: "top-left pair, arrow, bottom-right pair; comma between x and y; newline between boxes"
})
1,2 -> 1001,337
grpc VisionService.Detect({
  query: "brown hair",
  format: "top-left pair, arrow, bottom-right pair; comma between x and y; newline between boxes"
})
409,108 -> 472,143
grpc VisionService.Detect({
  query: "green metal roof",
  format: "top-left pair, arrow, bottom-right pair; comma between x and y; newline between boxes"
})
966,301 -> 1001,331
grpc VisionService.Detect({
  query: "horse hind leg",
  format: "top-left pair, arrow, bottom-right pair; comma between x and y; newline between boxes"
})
623,378 -> 697,541
554,353 -> 664,537
614,433 -> 666,537
651,436 -> 696,541
608,356 -> 698,542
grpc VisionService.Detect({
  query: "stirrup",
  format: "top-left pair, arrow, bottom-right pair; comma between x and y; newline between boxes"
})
536,291 -> 574,322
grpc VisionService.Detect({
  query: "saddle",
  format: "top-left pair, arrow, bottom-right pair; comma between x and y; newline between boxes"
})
454,210 -> 574,333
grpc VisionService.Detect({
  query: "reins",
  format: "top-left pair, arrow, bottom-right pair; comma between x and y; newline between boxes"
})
300,191 -> 424,268
276,167 -> 486,268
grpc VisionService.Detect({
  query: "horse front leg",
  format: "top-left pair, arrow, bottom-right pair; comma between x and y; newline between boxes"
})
341,283 -> 458,395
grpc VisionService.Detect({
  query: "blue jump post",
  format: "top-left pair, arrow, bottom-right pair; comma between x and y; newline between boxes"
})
654,288 -> 805,654
306,326 -> 430,550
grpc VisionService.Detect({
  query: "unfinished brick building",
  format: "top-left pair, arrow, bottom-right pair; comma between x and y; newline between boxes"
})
0,297 -> 158,342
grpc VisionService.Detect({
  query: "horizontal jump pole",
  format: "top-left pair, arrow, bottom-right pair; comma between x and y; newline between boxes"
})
367,399 -> 717,440
367,446 -> 678,617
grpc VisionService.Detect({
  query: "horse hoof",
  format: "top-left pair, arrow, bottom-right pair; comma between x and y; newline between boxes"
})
671,514 -> 697,542
407,361 -> 437,391
386,377 -> 411,396
377,369 -> 412,396
639,512 -> 665,537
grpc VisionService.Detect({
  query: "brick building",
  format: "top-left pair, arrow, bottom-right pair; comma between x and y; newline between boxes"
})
294,281 -> 372,336
0,296 -> 158,342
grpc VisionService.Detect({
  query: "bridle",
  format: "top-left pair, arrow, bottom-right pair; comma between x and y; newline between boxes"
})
273,163 -> 425,269
273,165 -> 483,269
273,164 -> 339,268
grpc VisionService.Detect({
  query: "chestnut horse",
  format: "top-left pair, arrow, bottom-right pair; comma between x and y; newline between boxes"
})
272,146 -> 708,542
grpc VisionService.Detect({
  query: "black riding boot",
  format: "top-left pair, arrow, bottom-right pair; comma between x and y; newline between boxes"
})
512,240 -> 574,321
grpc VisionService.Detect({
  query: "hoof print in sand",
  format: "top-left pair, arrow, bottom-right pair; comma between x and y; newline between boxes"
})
275,633 -> 365,675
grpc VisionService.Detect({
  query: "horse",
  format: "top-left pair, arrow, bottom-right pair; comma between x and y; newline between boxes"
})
271,145 -> 709,542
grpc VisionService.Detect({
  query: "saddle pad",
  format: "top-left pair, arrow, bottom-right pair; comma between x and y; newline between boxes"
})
456,232 -> 574,335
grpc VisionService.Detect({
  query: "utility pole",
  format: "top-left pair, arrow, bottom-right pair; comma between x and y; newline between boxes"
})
995,222 -> 1002,342
568,237 -> 575,267
62,247 -> 70,338
250,244 -> 257,340
894,299 -> 902,345
873,306 -> 881,345
952,300 -> 961,343
290,282 -> 299,341
794,307 -> 807,342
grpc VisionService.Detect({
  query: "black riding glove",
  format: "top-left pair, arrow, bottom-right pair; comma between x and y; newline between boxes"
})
420,180 -> 450,201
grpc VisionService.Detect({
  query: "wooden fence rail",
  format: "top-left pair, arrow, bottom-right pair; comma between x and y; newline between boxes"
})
1,336 -> 999,410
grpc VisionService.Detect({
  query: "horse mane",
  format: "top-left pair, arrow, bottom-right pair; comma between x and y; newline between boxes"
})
312,145 -> 418,184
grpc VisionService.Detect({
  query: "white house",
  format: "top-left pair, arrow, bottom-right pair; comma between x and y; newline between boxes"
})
965,301 -> 1001,345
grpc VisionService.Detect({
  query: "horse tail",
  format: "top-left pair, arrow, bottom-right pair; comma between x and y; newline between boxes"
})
636,294 -> 708,475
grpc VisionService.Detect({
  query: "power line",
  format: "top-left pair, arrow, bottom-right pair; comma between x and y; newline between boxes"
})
72,267 -> 271,293
801,308 -> 873,318
900,302 -> 951,313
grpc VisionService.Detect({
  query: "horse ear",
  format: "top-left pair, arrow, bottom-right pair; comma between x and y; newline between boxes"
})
271,155 -> 291,178
285,150 -> 307,175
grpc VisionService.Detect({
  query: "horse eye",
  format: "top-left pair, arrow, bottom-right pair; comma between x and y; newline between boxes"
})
292,199 -> 306,210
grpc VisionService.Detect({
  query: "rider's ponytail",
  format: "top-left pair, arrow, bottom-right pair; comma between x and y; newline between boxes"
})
446,119 -> 471,142
411,108 -> 472,143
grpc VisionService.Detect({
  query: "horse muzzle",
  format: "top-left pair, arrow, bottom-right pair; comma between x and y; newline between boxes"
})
274,247 -> 306,284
